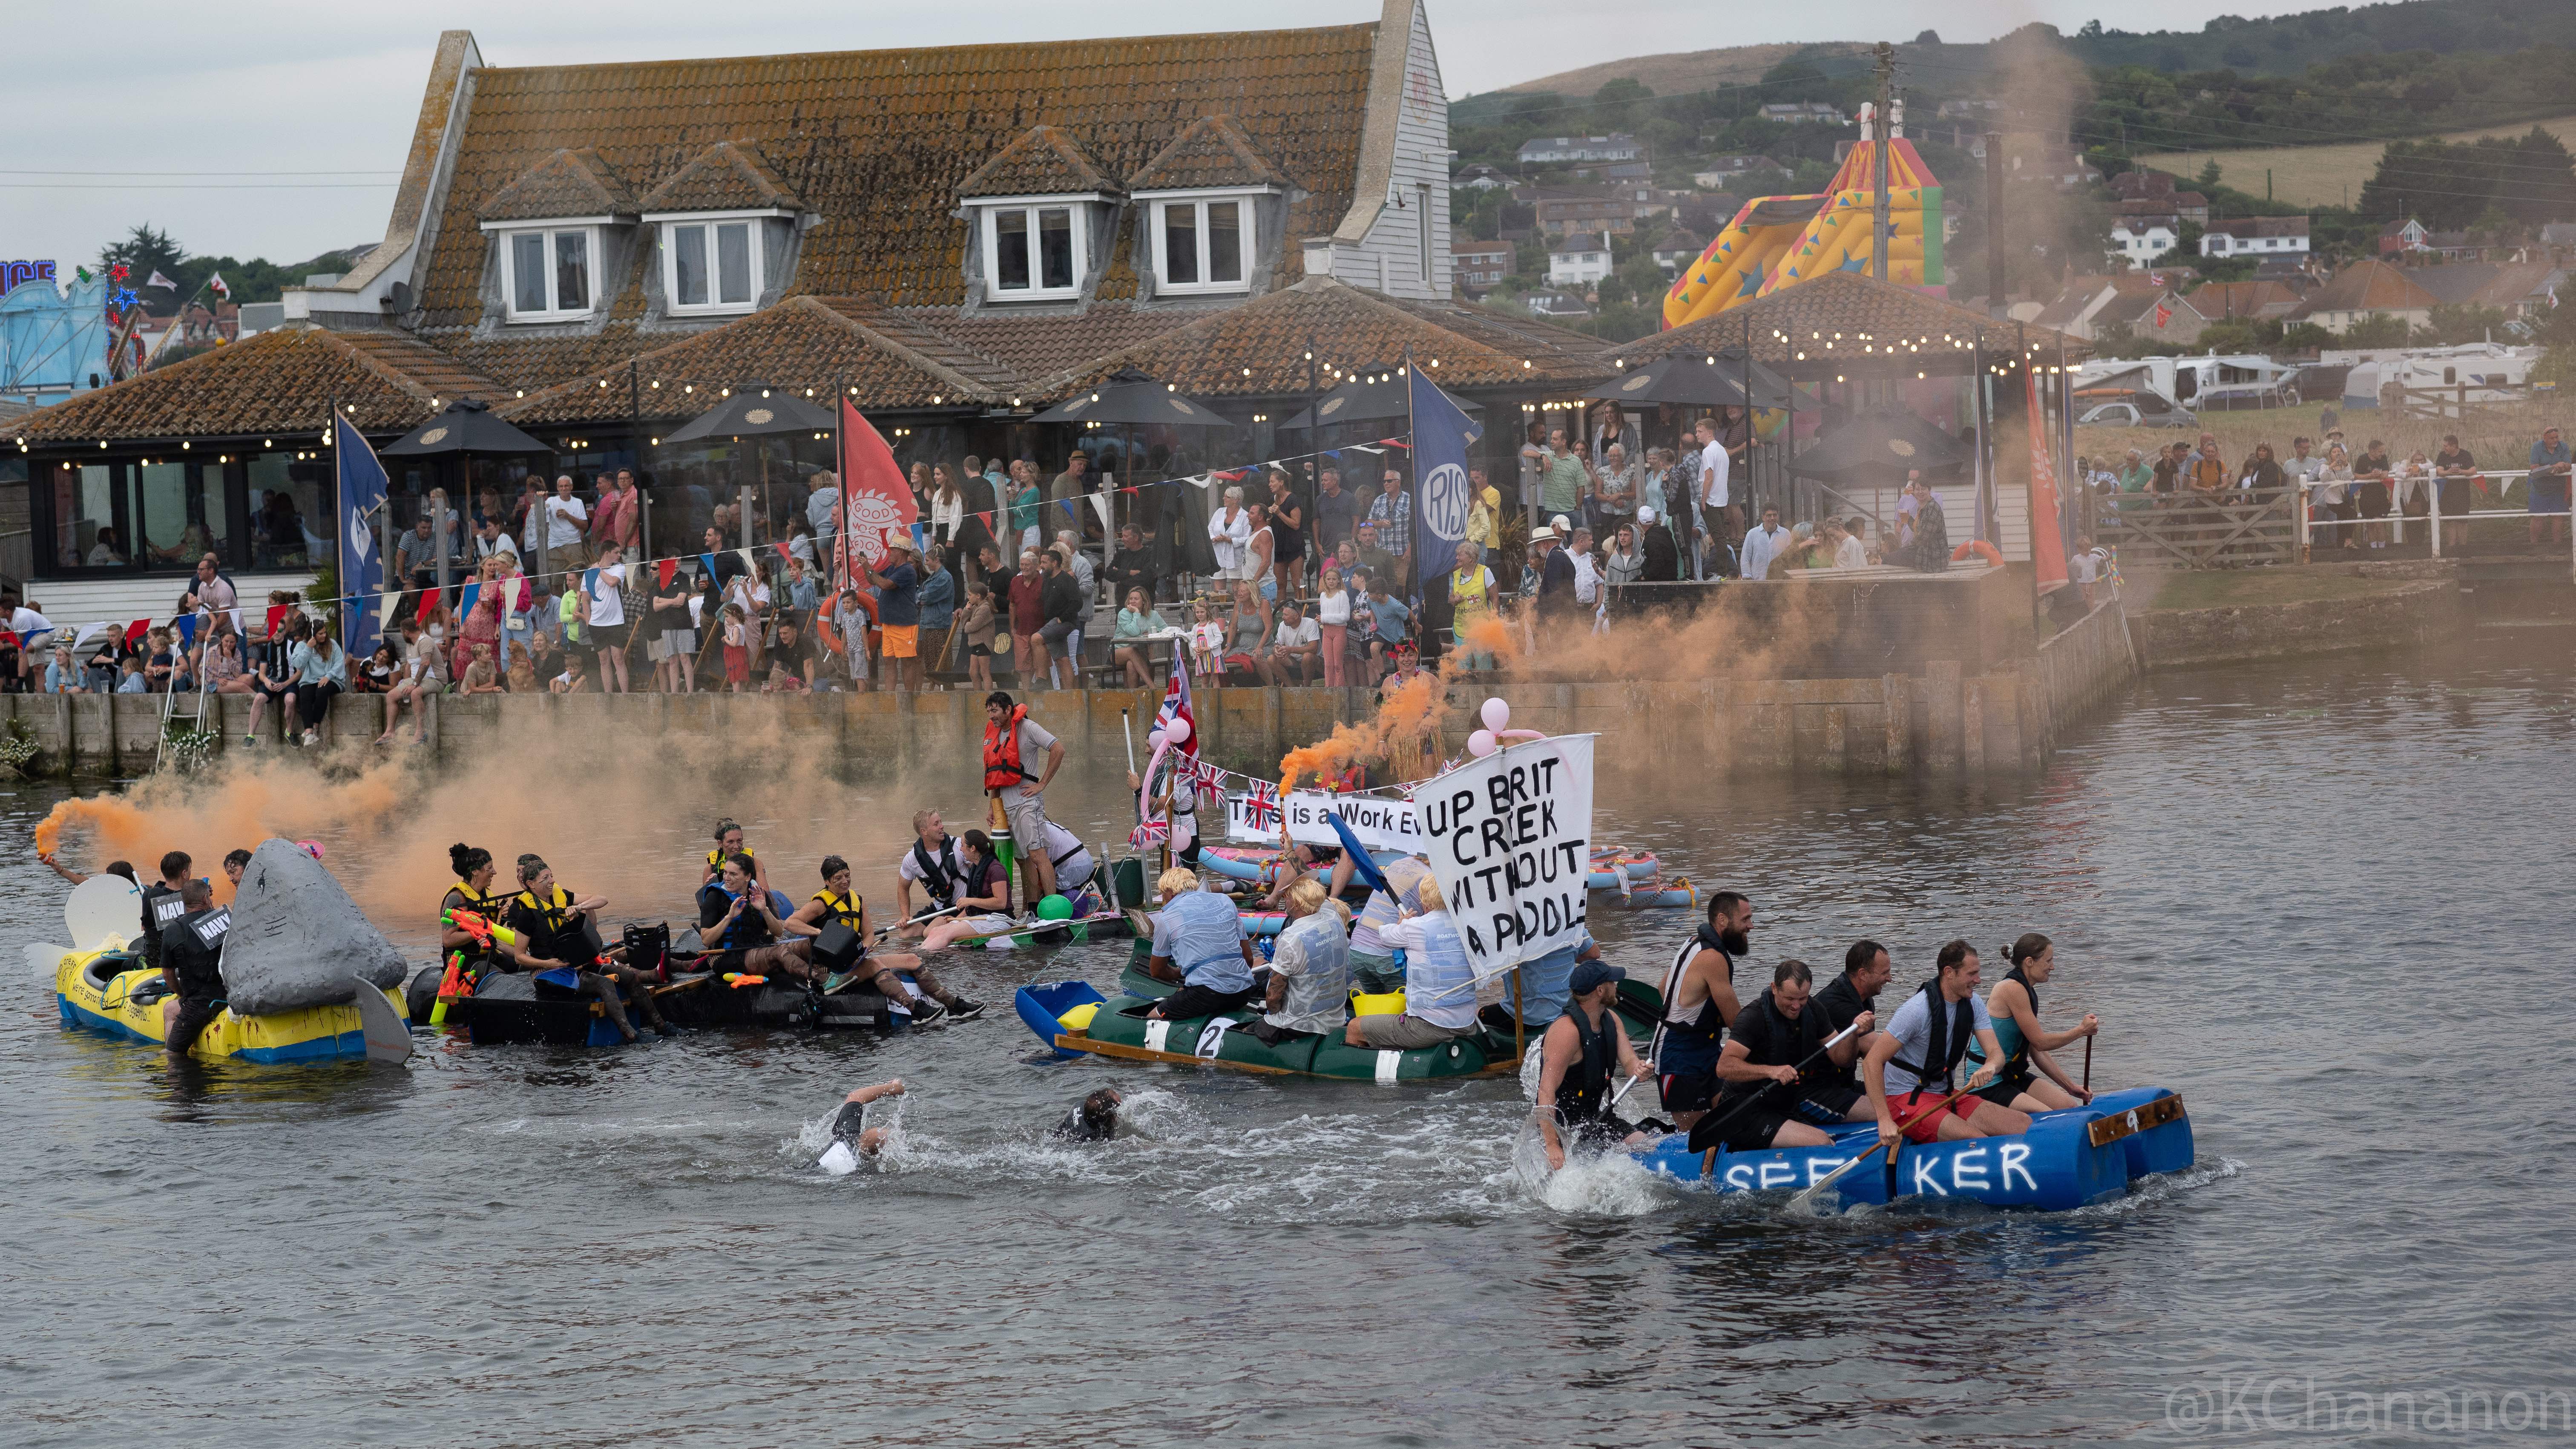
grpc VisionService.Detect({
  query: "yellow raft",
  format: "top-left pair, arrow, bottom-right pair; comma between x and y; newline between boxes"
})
51,947 -> 408,1064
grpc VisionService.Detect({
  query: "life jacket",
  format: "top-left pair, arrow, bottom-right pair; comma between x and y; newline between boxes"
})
1713,986 -> 1828,1111
513,885 -> 586,963
1652,924 -> 1733,1073
139,882 -> 188,967
443,881 -> 506,975
1892,980 -> 1978,1094
909,835 -> 960,906
1557,1000 -> 1619,1127
983,705 -> 1036,792
702,885 -> 776,952
810,888 -> 865,932
707,846 -> 758,877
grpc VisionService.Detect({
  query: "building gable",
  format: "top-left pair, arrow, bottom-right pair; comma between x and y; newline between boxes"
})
1127,114 -> 1295,193
638,139 -> 805,215
480,147 -> 640,223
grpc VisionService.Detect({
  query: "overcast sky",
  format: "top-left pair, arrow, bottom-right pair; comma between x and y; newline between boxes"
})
6,0 -> 2324,273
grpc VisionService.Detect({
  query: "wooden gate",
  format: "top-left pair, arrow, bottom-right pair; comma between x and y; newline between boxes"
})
2101,489 -> 2296,569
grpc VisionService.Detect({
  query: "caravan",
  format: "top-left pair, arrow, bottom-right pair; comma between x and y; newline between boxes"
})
2074,354 -> 2303,414
2328,343 -> 2540,410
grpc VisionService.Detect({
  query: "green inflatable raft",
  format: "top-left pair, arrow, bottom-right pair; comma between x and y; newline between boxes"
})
1015,964 -> 1665,1083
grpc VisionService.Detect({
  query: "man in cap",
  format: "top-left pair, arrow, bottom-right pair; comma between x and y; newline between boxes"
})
1533,959 -> 1654,1170
862,532 -> 924,693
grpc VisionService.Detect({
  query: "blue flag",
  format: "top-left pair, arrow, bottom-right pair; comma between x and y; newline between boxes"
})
334,415 -> 390,659
1325,808 -> 1393,900
1406,365 -> 1478,596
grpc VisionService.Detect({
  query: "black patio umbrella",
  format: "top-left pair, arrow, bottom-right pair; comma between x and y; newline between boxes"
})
660,382 -> 838,559
1276,364 -> 1484,432
382,398 -> 551,457
658,382 -> 836,443
1785,408 -> 1969,481
1584,351 -> 1795,410
1029,367 -> 1245,431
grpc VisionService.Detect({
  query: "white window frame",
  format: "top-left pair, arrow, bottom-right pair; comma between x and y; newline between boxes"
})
976,195 -> 1100,302
643,208 -> 791,317
479,217 -> 607,323
1138,187 -> 1271,297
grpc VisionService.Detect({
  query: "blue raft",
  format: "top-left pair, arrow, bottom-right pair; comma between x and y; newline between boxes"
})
1629,1087 -> 2194,1212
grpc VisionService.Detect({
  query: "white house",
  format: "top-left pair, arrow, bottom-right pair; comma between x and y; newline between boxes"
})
1515,134 -> 1644,166
1547,232 -> 1611,286
2110,221 -> 2178,267
1455,163 -> 1510,190
2201,216 -> 2310,259
1760,102 -> 1845,125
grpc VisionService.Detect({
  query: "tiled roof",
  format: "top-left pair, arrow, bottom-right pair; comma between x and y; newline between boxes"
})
1553,233 -> 1607,253
413,26 -> 1378,329
958,125 -> 1123,199
853,300 -> 1201,395
1606,272 -> 2087,373
2297,259 -> 2438,315
8,328 -> 501,443
2190,279 -> 2302,317
480,147 -> 640,222
496,296 -> 1017,424
1044,276 -> 1612,397
637,139 -> 803,214
1126,114 -> 1295,193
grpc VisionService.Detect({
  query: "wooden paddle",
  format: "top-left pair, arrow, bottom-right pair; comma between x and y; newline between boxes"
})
1786,1074 -> 1988,1212
1689,1021 -> 1866,1164
874,903 -> 965,941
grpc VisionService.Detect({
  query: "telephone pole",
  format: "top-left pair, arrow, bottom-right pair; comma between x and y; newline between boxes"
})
1872,40 -> 1894,285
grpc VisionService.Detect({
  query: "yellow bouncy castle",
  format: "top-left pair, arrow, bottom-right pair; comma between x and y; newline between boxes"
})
1662,132 -> 1943,330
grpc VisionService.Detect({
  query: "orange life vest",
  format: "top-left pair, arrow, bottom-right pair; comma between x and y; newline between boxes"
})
983,705 -> 1035,793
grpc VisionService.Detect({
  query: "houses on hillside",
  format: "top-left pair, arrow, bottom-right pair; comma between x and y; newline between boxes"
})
1515,134 -> 1644,166
2200,216 -> 2311,259
1531,184 -> 1659,237
1547,233 -> 1613,287
1759,101 -> 1845,125
1452,237 -> 1512,295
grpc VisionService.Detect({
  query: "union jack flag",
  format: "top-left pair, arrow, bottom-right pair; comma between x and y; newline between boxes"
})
1242,778 -> 1281,832
1156,660 -> 1198,762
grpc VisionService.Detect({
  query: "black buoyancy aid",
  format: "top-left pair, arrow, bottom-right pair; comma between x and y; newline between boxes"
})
514,886 -> 586,963
1892,980 -> 1978,1093
1653,925 -> 1732,1070
1715,988 -> 1829,1108
983,706 -> 1035,792
910,836 -> 959,906
140,882 -> 187,966
811,889 -> 865,931
706,887 -> 775,952
162,906 -> 230,998
1558,1001 -> 1619,1126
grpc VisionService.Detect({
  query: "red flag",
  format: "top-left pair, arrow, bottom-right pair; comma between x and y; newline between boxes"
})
415,587 -> 443,623
265,603 -> 290,640
837,398 -> 919,590
2152,299 -> 2173,329
657,558 -> 678,590
2026,370 -> 2070,597
124,619 -> 151,644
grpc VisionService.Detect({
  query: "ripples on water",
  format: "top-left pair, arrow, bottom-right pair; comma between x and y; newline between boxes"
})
7,637 -> 2573,1446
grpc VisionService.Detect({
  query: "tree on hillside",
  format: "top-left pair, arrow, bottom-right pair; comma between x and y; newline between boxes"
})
2358,127 -> 2576,228
102,224 -> 187,307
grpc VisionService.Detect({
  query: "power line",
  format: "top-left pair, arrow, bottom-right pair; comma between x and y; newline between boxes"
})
0,182 -> 399,191
0,168 -> 402,177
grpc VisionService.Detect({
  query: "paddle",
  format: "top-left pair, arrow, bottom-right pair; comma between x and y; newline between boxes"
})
2083,1035 -> 2093,1092
1786,1075 -> 1987,1212
875,903 -> 964,941
1687,1021 -> 1866,1157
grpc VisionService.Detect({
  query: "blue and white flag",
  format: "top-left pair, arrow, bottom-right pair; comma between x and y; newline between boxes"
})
335,414 -> 390,659
1406,364 -> 1478,597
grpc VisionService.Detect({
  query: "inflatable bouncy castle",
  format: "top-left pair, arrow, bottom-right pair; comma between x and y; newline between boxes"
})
1662,121 -> 1943,331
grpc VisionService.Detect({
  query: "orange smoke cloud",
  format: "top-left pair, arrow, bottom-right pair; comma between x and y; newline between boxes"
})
1275,611 -> 1527,792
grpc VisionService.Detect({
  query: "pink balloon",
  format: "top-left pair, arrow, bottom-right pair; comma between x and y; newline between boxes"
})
1467,729 -> 1498,757
1164,717 -> 1191,745
296,840 -> 325,860
1480,698 -> 1510,733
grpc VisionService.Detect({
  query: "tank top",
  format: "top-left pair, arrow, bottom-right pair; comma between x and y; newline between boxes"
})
1653,926 -> 1733,1075
1975,965 -> 2036,1070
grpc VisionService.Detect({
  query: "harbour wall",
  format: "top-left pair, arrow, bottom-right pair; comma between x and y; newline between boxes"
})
0,615 -> 2139,784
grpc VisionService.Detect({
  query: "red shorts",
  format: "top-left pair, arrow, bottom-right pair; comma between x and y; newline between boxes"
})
1894,1088 -> 1978,1145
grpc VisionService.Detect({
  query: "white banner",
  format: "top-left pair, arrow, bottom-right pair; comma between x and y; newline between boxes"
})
1222,788 -> 1423,851
1418,734 -> 1595,979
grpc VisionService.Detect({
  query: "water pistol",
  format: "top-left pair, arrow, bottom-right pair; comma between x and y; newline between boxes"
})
443,908 -> 526,950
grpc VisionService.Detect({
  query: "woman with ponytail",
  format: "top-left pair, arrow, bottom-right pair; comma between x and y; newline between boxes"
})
1972,932 -> 2100,1112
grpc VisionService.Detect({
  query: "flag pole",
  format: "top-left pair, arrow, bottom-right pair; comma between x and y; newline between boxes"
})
1404,347 -> 1419,618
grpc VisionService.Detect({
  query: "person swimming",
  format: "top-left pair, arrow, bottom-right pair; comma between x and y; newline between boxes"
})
817,1081 -> 1124,1174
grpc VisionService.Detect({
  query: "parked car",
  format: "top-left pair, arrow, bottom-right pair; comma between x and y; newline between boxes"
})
2076,395 -> 2196,429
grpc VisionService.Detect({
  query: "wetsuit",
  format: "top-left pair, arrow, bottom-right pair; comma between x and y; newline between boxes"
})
1653,925 -> 1733,1114
159,904 -> 230,1055
1051,1106 -> 1118,1142
1694,986 -> 1833,1153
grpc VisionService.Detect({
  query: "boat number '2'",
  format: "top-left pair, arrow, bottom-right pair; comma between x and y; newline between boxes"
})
1722,1142 -> 2040,1195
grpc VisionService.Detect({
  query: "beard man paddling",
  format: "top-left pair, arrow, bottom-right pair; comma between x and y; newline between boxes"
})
1653,891 -> 1751,1134
1860,940 -> 2031,1151
1697,960 -> 1877,1152
1535,960 -> 1653,1170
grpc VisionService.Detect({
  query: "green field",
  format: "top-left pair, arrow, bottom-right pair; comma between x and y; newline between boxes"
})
2137,114 -> 2576,209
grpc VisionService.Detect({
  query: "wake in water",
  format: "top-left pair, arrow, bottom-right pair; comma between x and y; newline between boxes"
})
791,1086 -> 1190,1181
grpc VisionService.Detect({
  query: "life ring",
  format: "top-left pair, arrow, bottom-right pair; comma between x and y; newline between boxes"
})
1951,540 -> 2004,566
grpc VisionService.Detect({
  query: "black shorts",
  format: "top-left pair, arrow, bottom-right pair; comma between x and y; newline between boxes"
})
1150,982 -> 1259,1021
1706,1097 -> 1792,1153
1976,1066 -> 2035,1107
1793,1082 -> 1866,1125
166,995 -> 225,1054
969,643 -> 991,657
1564,1114 -> 1628,1151
1659,1070 -> 1720,1115
590,621 -> 629,649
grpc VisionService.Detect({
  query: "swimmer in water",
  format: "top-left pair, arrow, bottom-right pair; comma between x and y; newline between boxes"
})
817,1081 -> 1124,1174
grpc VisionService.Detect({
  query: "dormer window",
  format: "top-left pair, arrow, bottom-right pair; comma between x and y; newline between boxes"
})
1148,193 -> 1256,294
499,224 -> 600,322
646,210 -> 789,316
980,198 -> 1090,300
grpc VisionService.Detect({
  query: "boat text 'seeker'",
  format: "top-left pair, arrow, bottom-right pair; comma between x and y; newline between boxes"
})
1630,1087 -> 2194,1212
